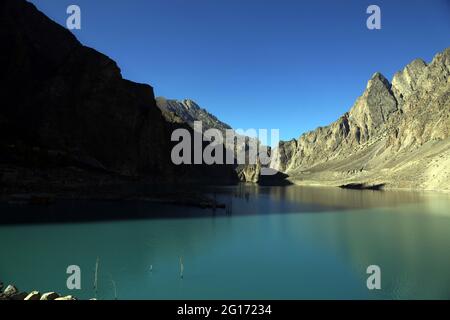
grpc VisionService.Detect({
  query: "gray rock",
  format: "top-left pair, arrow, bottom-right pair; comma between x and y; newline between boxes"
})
54,295 -> 77,301
392,58 -> 427,103
40,292 -> 60,300
24,291 -> 41,300
3,285 -> 18,297
270,139 -> 297,172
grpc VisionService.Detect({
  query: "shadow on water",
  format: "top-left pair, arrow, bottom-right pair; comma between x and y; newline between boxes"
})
258,170 -> 292,186
339,183 -> 386,190
0,184 -> 446,225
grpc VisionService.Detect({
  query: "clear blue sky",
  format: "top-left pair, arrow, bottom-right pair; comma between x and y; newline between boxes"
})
29,0 -> 450,140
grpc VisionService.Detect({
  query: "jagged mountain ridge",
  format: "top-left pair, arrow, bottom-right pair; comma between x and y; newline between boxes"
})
271,47 -> 450,191
156,97 -> 271,183
156,97 -> 232,133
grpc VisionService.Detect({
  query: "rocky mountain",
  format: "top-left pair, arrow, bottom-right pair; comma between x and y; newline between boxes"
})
0,0 -> 237,189
271,47 -> 450,191
156,98 -> 232,133
156,97 -> 274,183
160,97 -> 286,183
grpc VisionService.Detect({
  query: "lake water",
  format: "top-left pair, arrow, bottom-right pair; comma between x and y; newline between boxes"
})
1,185 -> 450,300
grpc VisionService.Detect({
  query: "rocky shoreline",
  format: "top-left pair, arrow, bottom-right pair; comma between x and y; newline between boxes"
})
288,176 -> 450,194
0,282 -> 82,301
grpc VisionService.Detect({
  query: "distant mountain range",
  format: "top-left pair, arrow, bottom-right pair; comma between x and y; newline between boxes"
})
156,98 -> 231,133
155,97 -> 268,183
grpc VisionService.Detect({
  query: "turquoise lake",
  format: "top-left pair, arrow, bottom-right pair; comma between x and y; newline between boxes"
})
1,185 -> 450,300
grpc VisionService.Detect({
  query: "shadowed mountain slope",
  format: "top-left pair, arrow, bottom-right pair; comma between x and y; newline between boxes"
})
0,0 -> 238,188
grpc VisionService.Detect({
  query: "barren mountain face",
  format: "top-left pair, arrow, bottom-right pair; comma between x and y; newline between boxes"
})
271,48 -> 450,191
156,97 -> 232,133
